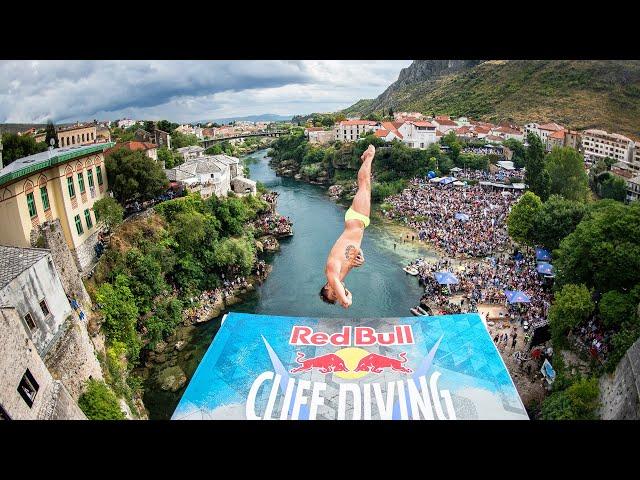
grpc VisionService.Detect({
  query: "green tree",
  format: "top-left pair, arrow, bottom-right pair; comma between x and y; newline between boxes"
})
599,287 -> 640,328
171,130 -> 200,149
157,120 -> 178,133
78,379 -> 125,420
105,149 -> 169,204
0,132 -> 47,166
548,283 -> 594,343
507,191 -> 543,246
143,120 -> 155,132
96,274 -> 141,361
600,175 -> 627,202
45,120 -> 58,148
93,196 -> 124,231
544,147 -> 589,202
540,377 -> 600,420
503,138 -> 526,169
555,201 -> 640,292
524,132 -> 550,200
531,195 -> 585,251
441,131 -> 461,162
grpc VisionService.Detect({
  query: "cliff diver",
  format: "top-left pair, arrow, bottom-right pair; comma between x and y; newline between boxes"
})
320,144 -> 375,308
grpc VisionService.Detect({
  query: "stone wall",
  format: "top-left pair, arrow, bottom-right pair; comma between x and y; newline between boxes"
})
44,317 -> 104,400
0,307 -> 83,420
72,229 -> 100,273
34,219 -> 91,305
599,336 -> 640,420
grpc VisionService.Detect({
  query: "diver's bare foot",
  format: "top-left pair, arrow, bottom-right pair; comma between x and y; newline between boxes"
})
360,145 -> 375,163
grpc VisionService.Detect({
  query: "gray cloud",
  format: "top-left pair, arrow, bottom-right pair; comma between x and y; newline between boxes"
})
0,60 -> 411,123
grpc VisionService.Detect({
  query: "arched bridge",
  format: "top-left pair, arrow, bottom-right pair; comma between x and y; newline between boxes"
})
199,130 -> 286,149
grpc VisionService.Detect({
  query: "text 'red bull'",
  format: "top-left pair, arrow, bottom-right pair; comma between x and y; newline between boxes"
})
289,325 -> 414,347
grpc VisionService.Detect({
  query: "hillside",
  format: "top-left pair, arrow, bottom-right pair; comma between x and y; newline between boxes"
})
344,60 -> 640,138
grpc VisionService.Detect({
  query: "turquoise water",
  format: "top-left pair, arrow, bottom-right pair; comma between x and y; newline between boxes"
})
143,149 -> 437,419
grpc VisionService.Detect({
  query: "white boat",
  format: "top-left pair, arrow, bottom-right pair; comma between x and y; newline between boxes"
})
410,306 -> 427,316
403,266 -> 419,276
416,306 -> 429,316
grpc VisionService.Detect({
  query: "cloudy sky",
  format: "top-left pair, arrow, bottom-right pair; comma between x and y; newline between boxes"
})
0,60 -> 412,123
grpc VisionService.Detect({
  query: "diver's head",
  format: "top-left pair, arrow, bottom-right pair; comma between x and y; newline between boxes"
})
319,283 -> 336,304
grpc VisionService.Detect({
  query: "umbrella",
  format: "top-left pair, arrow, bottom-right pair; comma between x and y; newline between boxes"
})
535,248 -> 552,262
434,271 -> 459,285
513,252 -> 524,261
427,171 -> 437,179
536,262 -> 554,275
454,213 -> 470,222
504,290 -> 531,304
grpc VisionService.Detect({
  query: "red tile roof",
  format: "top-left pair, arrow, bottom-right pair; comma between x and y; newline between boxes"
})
549,130 -> 565,139
538,122 -> 564,131
433,118 -> 457,126
374,129 -> 390,138
106,141 -> 157,154
412,121 -> 435,128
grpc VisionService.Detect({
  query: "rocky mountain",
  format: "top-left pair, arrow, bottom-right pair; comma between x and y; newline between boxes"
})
343,60 -> 640,138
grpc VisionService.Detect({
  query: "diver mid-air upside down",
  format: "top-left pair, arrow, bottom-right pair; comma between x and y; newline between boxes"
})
320,144 -> 375,308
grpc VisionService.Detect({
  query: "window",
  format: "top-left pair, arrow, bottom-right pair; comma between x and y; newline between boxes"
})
88,168 -> 95,188
82,133 -> 85,142
84,209 -> 93,229
72,136 -> 75,145
40,186 -> 50,210
26,192 -> 37,218
77,172 -> 85,193
17,370 -> 39,408
24,313 -> 36,330
39,299 -> 50,317
67,177 -> 75,198
75,214 -> 83,235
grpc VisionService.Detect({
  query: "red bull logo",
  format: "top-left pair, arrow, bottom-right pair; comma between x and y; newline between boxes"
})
353,352 -> 413,374
289,352 -> 349,374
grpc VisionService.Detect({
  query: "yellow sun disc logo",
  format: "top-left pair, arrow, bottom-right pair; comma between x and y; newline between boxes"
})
332,347 -> 370,379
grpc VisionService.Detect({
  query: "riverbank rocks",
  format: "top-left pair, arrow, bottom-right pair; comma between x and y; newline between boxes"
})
174,340 -> 186,352
260,235 -> 280,252
294,173 -> 302,180
157,365 -> 187,392
154,340 -> 168,354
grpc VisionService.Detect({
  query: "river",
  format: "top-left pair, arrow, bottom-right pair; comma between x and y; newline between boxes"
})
142,149 -> 438,419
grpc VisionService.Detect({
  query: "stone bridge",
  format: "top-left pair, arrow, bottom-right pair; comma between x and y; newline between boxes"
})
199,130 -> 285,149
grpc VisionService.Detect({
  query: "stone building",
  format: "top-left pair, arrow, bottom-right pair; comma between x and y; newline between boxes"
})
0,245 -> 73,356
135,128 -> 171,149
0,245 -> 96,420
175,145 -> 205,161
105,141 -> 158,162
57,123 -> 98,148
0,143 -> 114,272
164,154 -> 256,199
0,307 -> 86,419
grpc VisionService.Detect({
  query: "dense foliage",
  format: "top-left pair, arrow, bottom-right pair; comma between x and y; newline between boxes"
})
0,132 -> 47,165
548,283 -> 594,344
507,191 -> 543,246
540,377 -> 600,420
94,193 -> 269,364
93,196 -> 124,231
524,133 -> 550,201
157,147 -> 184,169
105,148 -> 169,204
545,147 -> 589,202
78,379 -> 125,420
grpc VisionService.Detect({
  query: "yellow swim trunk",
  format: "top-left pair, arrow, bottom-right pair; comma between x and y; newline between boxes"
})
345,207 -> 370,228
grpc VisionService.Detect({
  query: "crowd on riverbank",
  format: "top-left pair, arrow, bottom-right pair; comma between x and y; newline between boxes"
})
253,211 -> 293,237
384,178 -> 519,258
459,169 -> 525,182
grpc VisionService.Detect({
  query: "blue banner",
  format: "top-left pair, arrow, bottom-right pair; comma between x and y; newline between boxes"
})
172,312 -> 529,420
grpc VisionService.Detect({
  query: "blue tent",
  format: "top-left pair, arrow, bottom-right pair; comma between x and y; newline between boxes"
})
535,248 -> 552,262
434,271 -> 459,285
439,176 -> 457,185
536,262 -> 555,276
427,171 -> 437,179
454,213 -> 470,222
504,290 -> 531,304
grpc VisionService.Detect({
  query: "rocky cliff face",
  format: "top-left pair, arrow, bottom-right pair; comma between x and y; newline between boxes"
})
599,332 -> 640,420
367,60 -> 483,111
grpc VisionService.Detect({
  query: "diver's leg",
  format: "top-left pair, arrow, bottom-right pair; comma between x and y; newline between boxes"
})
351,153 -> 373,217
